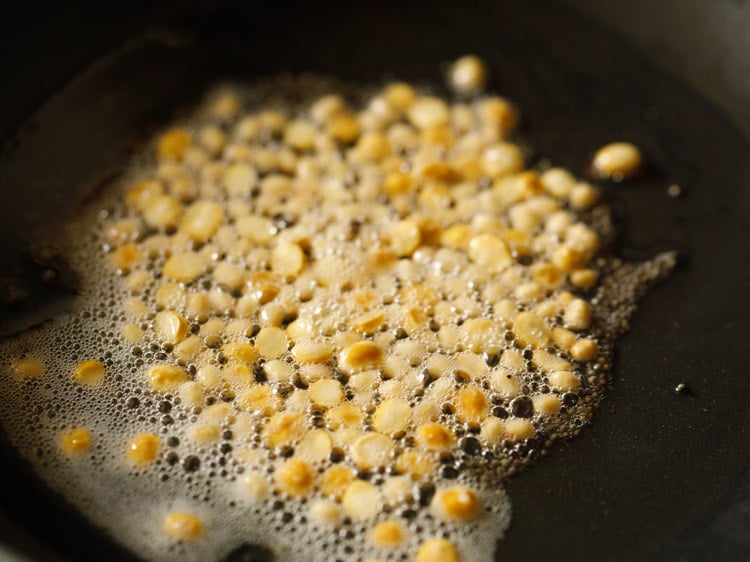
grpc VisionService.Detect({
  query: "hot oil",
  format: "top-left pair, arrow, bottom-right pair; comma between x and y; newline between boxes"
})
0,72 -> 675,562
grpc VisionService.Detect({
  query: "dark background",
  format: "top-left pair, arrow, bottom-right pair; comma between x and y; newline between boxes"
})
0,2 -> 748,561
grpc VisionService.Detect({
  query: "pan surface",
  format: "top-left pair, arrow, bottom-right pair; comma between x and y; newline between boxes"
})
0,2 -> 748,561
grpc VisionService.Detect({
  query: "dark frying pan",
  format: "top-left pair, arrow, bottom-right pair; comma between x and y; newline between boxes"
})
1,2 -> 748,561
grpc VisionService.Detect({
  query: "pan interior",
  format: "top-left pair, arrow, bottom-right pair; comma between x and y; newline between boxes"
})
0,2 -> 748,561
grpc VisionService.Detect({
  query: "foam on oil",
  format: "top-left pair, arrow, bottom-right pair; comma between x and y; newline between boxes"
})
0,74 -> 674,561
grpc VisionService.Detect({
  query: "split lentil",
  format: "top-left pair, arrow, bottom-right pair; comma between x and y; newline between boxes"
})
0,56 -> 675,562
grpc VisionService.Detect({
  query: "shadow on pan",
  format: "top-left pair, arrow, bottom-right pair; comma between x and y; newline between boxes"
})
0,1 -> 748,561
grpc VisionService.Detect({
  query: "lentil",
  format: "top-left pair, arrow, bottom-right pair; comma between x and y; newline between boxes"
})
0,56 -> 676,562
